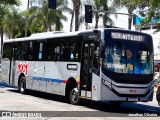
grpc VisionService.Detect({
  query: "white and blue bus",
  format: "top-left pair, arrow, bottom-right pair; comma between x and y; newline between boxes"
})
1,28 -> 154,105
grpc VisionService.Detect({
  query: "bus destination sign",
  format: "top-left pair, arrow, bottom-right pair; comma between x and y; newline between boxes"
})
111,32 -> 144,41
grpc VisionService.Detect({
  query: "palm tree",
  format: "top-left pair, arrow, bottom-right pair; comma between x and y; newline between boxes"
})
0,1 -> 21,61
92,0 -> 116,29
69,5 -> 74,32
28,0 -> 69,32
22,8 -> 39,36
70,0 -> 85,31
72,0 -> 81,31
118,0 -> 135,30
112,0 -> 149,30
3,6 -> 24,38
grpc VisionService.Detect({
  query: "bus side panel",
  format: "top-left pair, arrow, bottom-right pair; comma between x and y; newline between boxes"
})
44,62 -> 62,94
33,61 -> 44,91
58,62 -> 81,96
1,60 -> 10,84
92,73 -> 100,101
26,61 -> 35,89
91,66 -> 103,101
100,73 -> 115,101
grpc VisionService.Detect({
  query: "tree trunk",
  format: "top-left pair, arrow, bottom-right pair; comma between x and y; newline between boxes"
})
73,0 -> 80,31
27,0 -> 30,9
95,12 -> 99,29
25,28 -> 28,37
70,11 -> 74,32
128,14 -> 132,30
85,23 -> 88,30
0,28 -> 3,61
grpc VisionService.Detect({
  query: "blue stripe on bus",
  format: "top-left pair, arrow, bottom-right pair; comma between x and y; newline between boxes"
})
32,77 -> 64,83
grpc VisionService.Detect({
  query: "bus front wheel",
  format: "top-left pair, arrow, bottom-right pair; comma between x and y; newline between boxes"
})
19,76 -> 26,94
69,84 -> 80,105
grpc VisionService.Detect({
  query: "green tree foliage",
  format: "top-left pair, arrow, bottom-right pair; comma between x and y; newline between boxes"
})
0,0 -> 21,18
113,0 -> 150,30
88,0 -> 116,29
2,0 -> 69,38
0,0 -> 21,28
113,0 -> 138,29
3,6 -> 24,38
28,0 -> 68,32
145,0 -> 160,31
144,0 -> 160,22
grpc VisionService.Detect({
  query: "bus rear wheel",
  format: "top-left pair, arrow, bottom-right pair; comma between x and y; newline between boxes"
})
19,76 -> 26,94
69,84 -> 80,105
158,100 -> 160,106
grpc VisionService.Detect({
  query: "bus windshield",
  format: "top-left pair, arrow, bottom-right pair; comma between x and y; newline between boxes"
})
103,34 -> 153,75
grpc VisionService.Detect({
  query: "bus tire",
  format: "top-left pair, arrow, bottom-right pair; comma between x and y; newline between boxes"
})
158,100 -> 160,106
19,76 -> 26,94
69,84 -> 80,105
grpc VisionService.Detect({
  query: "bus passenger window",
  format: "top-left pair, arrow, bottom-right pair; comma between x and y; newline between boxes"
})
54,46 -> 60,60
27,42 -> 34,60
60,36 -> 81,62
3,43 -> 12,61
46,39 -> 61,61
61,45 -> 70,61
70,45 -> 75,61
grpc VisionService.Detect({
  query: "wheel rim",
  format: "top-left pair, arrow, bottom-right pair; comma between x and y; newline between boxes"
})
71,88 -> 79,102
20,81 -> 24,92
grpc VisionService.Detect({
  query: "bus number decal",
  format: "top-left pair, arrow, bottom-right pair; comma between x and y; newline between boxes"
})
18,63 -> 28,75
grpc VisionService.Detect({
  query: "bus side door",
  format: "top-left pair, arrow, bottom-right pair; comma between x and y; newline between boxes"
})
81,40 -> 100,100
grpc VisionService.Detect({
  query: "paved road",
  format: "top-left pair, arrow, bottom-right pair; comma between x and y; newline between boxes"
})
0,82 -> 160,120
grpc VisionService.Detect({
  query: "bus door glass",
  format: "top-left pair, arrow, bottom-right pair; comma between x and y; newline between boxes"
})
81,41 -> 95,98
2,43 -> 12,84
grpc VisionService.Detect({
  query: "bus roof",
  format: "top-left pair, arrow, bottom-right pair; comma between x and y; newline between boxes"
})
4,29 -> 96,43
4,28 -> 152,43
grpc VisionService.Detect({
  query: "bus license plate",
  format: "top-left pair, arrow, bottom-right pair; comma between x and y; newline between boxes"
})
128,97 -> 138,101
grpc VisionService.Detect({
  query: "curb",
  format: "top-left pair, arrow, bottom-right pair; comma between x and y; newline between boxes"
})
0,82 -> 17,88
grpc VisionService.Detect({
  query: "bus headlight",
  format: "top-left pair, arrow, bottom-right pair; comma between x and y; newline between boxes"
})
102,79 -> 112,89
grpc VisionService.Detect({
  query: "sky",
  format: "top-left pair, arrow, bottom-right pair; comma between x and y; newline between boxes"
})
16,1 -> 160,56
19,0 -> 133,32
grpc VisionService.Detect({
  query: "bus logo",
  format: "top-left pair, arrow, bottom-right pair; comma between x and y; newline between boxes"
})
130,89 -> 137,94
17,63 -> 28,75
67,64 -> 78,70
